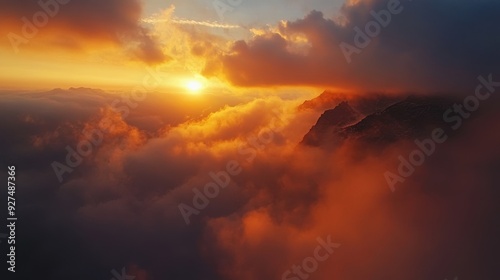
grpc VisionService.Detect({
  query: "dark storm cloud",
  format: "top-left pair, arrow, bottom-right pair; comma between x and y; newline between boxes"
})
208,0 -> 500,92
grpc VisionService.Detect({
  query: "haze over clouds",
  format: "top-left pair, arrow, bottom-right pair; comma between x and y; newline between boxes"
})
0,0 -> 499,280
1,86 -> 499,279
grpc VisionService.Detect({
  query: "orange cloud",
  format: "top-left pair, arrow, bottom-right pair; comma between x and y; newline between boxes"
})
2,87 -> 500,279
205,0 -> 500,93
0,0 -> 166,64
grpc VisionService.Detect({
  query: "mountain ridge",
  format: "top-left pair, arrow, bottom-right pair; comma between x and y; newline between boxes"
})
301,95 -> 456,147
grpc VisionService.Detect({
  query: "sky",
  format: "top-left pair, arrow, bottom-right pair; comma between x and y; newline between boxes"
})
144,0 -> 345,24
1,1 -> 500,280
1,0 -> 498,93
0,0 -> 343,92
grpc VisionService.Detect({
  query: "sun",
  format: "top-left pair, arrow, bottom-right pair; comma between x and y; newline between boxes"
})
185,79 -> 204,94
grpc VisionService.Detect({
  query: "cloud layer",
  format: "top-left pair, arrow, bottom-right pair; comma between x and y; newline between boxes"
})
1,1 -> 500,279
2,87 -> 500,279
206,0 -> 500,92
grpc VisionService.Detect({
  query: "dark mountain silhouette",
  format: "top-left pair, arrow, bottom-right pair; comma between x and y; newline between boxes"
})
298,90 -> 343,112
300,101 -> 362,146
301,95 -> 456,147
298,90 -> 402,115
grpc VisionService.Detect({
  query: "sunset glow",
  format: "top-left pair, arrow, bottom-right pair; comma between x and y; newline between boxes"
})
185,79 -> 204,93
1,0 -> 499,280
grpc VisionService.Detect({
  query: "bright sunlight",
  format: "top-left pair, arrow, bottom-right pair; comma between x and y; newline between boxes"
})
185,79 -> 204,94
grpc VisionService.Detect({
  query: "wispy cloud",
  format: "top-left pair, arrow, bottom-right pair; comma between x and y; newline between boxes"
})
142,17 -> 240,29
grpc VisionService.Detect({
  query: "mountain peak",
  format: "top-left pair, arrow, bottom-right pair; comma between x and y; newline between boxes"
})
301,101 -> 362,146
301,95 -> 457,148
316,101 -> 358,126
297,90 -> 343,112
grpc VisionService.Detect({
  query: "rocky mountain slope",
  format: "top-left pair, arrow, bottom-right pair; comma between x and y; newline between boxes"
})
301,95 -> 455,147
